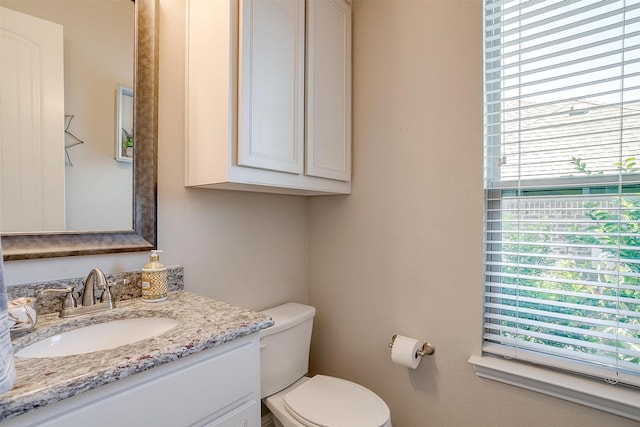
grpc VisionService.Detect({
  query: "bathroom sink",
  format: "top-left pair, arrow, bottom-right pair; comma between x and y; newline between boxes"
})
15,317 -> 178,358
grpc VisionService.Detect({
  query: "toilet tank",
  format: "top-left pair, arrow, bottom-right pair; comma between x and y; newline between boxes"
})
259,303 -> 316,398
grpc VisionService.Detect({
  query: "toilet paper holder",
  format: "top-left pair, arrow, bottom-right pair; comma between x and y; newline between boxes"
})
388,334 -> 435,356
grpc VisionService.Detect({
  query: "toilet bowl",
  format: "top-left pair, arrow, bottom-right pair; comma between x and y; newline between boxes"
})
259,303 -> 392,427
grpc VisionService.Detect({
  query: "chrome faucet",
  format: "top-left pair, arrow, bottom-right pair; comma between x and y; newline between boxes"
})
82,268 -> 108,306
42,268 -> 115,318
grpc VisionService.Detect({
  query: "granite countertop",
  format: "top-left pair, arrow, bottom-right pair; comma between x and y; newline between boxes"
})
0,291 -> 273,422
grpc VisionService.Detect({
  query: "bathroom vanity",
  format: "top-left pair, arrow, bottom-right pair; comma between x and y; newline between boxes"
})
0,291 -> 273,426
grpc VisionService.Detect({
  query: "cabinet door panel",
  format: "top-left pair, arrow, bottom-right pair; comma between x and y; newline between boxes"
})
305,0 -> 351,181
238,0 -> 305,174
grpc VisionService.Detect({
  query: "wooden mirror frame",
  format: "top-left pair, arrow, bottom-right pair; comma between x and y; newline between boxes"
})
2,0 -> 158,261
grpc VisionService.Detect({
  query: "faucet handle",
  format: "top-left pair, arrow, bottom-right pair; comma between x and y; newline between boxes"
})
98,281 -> 116,308
41,285 -> 77,311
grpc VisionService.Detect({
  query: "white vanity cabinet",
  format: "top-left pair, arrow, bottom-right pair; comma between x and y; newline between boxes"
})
185,0 -> 352,195
3,335 -> 261,427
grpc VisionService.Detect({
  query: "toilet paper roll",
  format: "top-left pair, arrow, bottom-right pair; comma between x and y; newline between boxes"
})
391,335 -> 422,369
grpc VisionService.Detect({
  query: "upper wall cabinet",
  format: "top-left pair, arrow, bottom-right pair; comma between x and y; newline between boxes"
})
185,0 -> 352,195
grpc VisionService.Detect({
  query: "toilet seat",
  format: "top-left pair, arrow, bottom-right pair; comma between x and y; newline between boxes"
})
282,375 -> 390,427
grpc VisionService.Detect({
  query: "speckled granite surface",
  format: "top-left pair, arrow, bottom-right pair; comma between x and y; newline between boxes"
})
6,266 -> 184,316
0,291 -> 273,422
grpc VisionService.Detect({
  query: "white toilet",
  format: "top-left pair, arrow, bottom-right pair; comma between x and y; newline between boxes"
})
259,302 -> 392,427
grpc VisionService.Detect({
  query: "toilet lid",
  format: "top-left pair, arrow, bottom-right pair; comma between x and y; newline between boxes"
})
283,375 -> 390,427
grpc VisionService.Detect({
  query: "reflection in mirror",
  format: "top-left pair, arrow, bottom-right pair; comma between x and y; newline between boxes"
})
1,0 -> 158,260
0,0 -> 134,233
116,86 -> 135,163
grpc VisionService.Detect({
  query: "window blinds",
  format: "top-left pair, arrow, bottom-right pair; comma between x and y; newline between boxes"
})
483,0 -> 640,387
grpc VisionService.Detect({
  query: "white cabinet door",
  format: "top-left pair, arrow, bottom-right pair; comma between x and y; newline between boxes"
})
305,0 -> 352,181
238,0 -> 305,174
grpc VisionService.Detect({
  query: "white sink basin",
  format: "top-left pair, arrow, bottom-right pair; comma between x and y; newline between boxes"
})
15,317 -> 178,358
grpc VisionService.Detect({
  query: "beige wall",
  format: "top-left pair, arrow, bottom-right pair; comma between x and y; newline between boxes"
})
308,1 -> 639,426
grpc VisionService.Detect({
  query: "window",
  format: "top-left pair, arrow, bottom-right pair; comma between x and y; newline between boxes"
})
479,0 -> 640,402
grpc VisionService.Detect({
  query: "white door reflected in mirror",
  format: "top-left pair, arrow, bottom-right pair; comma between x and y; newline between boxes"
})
0,1 -> 134,234
1,7 -> 65,232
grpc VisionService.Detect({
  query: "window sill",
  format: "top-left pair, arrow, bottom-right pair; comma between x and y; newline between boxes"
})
468,355 -> 640,422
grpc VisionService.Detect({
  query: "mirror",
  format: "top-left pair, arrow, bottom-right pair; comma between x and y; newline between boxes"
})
1,0 -> 158,260
1,0 -> 134,233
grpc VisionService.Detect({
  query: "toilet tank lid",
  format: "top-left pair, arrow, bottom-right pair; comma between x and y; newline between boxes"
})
259,303 -> 316,337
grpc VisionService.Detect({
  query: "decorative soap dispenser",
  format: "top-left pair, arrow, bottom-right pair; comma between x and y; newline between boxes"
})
141,250 -> 168,302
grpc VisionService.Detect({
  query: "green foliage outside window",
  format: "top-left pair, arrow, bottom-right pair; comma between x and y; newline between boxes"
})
495,158 -> 640,367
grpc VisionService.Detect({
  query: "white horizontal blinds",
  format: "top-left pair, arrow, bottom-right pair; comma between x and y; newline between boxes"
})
483,0 -> 640,387
485,0 -> 640,184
